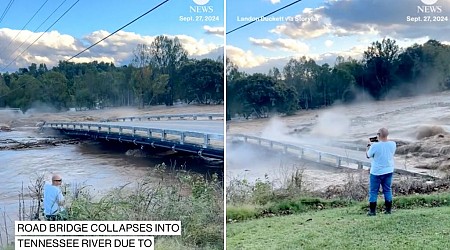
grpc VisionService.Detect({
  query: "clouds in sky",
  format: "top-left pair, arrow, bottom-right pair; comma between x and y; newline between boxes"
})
0,28 -> 223,72
272,0 -> 450,40
226,45 -> 268,68
203,25 -> 225,36
229,0 -> 450,72
249,37 -> 309,53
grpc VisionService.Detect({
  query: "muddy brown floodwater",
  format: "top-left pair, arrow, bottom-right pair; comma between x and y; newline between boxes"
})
227,92 -> 450,189
0,104 -> 224,241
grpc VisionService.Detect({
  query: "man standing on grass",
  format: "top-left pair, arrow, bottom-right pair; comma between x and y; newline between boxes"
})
366,127 -> 396,216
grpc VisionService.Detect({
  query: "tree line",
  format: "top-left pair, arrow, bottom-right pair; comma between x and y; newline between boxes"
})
227,39 -> 450,119
0,35 -> 224,111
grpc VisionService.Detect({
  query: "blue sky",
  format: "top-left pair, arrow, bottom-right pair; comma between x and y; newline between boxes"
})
0,0 -> 224,72
226,0 -> 450,73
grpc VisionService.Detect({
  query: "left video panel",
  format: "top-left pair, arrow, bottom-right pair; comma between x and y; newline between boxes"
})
0,0 -> 224,249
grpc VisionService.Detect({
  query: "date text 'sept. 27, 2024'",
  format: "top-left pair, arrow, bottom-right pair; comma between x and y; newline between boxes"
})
179,15 -> 220,22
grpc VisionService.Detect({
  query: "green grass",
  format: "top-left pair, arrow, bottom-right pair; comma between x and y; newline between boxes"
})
227,205 -> 450,250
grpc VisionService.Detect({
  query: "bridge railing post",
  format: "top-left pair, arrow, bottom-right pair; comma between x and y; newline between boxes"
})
203,134 -> 210,148
358,162 -> 363,169
147,129 -> 152,138
180,133 -> 185,145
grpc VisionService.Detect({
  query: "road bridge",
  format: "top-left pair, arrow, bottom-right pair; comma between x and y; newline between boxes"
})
229,134 -> 437,179
43,116 -> 224,160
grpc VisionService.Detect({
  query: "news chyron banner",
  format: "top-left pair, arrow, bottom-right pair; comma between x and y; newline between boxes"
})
15,221 -> 181,250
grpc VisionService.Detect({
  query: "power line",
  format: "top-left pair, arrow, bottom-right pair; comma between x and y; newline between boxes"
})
3,0 -> 69,64
67,0 -> 171,61
226,0 -> 303,35
1,0 -> 79,72
0,0 -> 14,23
0,0 -> 50,58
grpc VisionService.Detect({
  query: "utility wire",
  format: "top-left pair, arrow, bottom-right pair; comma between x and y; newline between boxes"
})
226,0 -> 303,35
0,0 -> 14,23
67,0 -> 170,61
4,0 -> 69,64
0,0 -> 50,57
1,0 -> 78,72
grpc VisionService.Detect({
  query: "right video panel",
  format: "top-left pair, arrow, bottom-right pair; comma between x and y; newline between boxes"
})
226,0 -> 450,249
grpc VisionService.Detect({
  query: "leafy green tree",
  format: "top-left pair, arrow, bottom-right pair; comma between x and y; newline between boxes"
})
283,57 -> 321,109
273,82 -> 298,115
226,58 -> 247,119
149,36 -> 188,105
0,75 -> 10,106
180,58 -> 224,104
38,71 -> 69,109
362,38 -> 400,98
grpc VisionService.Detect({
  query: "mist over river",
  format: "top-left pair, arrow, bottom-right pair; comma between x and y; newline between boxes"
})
0,105 -> 224,243
228,91 -> 450,187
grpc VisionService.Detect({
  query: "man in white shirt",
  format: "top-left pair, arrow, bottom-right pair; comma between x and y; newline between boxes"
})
366,128 -> 396,216
43,174 -> 65,220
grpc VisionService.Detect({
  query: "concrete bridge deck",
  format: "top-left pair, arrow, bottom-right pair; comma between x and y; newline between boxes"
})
43,118 -> 224,160
229,134 -> 438,179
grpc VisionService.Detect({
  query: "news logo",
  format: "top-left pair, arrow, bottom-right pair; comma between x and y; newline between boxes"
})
417,0 -> 442,13
193,0 -> 210,5
420,0 -> 438,5
190,0 -> 214,13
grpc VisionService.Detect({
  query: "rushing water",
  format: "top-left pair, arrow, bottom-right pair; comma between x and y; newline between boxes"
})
227,91 -> 450,188
0,127 -> 220,242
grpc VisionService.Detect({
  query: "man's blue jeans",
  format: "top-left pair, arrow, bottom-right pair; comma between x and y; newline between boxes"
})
369,172 -> 393,202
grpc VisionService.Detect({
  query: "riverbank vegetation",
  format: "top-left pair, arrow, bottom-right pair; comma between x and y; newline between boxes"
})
227,169 -> 450,221
0,35 -> 224,112
2,163 -> 223,250
227,38 -> 450,119
226,168 -> 450,249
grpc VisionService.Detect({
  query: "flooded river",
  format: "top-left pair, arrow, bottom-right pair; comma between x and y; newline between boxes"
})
0,106 -> 224,243
227,91 -> 450,188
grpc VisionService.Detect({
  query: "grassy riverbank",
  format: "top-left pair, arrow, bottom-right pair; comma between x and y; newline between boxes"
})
227,201 -> 450,250
226,169 -> 450,249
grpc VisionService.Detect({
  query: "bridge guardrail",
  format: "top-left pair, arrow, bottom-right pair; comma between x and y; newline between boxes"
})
228,133 -> 370,169
44,122 -> 224,149
0,108 -> 22,113
103,113 -> 224,122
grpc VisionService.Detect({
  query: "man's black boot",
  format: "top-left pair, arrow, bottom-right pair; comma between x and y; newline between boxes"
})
367,202 -> 377,216
384,200 -> 392,214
